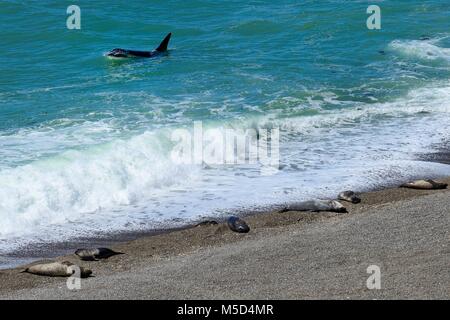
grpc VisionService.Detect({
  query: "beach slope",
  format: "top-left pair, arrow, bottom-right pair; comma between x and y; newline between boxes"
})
0,184 -> 449,299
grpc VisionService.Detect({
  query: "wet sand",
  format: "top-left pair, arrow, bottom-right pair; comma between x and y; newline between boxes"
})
0,179 -> 449,299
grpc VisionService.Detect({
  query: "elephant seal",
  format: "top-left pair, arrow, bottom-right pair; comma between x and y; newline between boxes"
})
195,220 -> 218,227
338,191 -> 361,204
22,261 -> 92,278
75,248 -> 124,261
227,216 -> 250,233
400,179 -> 447,190
280,200 -> 347,213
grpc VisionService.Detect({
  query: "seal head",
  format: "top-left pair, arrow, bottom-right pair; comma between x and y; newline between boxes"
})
227,216 -> 250,233
338,191 -> 361,204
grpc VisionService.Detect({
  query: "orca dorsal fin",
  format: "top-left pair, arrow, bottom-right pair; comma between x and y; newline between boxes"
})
155,33 -> 172,52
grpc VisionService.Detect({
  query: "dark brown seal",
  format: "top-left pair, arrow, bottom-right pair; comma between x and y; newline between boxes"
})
75,248 -> 124,261
338,191 -> 361,204
227,216 -> 250,233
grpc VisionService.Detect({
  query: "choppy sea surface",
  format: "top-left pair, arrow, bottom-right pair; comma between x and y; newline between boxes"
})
1,0 -> 450,265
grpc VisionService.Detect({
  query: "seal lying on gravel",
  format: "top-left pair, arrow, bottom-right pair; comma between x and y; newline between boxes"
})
400,179 -> 448,190
280,200 -> 347,213
75,248 -> 124,261
22,261 -> 92,278
338,191 -> 361,204
195,220 -> 219,227
227,216 -> 250,233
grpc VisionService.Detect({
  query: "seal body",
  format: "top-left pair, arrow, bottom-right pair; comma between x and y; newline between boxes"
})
400,179 -> 447,190
338,191 -> 361,204
23,261 -> 92,278
75,248 -> 123,261
195,220 -> 218,227
281,200 -> 347,213
227,216 -> 250,233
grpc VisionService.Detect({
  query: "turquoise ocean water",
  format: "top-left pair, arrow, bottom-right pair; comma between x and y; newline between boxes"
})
1,1 -> 450,264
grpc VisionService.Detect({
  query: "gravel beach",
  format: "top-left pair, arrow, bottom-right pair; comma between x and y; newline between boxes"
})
0,179 -> 449,299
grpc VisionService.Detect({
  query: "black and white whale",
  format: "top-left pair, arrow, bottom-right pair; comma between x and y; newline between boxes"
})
106,33 -> 172,59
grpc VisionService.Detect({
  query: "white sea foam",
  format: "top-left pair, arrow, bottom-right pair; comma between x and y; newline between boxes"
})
389,39 -> 450,64
1,81 -> 450,255
0,131 -> 200,238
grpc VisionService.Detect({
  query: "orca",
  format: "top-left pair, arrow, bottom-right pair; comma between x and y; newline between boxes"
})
106,33 -> 172,59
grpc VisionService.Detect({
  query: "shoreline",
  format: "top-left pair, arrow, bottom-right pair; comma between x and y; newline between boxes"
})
0,170 -> 447,271
0,148 -> 450,272
2,144 -> 449,269
0,176 -> 449,299
1,145 -> 449,270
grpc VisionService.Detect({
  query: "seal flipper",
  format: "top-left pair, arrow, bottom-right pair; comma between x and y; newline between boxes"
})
155,33 -> 172,52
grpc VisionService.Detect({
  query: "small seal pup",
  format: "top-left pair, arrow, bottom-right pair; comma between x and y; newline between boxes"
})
400,179 -> 448,190
338,191 -> 361,204
75,248 -> 124,261
22,261 -> 92,278
280,200 -> 347,213
227,216 -> 250,233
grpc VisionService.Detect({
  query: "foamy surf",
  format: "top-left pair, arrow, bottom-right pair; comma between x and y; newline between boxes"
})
389,38 -> 450,64
1,80 -> 450,256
